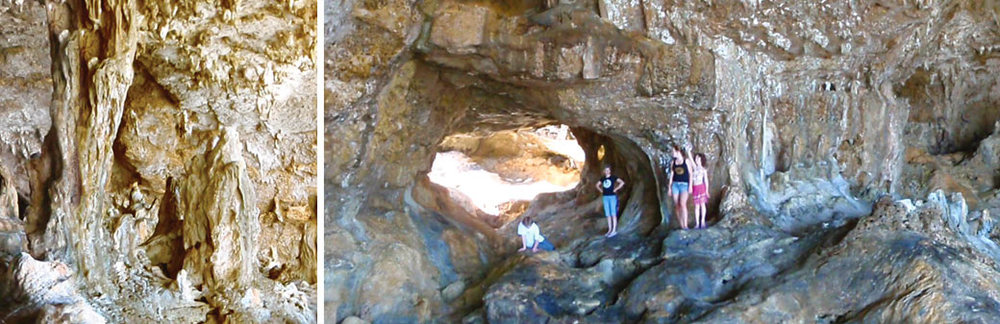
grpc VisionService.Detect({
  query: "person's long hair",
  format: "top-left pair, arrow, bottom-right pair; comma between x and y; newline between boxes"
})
695,153 -> 707,167
672,145 -> 688,161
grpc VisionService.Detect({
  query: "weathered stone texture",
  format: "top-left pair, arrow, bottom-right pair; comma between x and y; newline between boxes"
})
1,0 -> 317,321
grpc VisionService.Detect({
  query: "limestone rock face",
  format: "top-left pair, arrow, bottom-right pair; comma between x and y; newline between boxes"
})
429,3 -> 488,55
0,165 -> 26,256
180,127 -> 260,296
698,194 -> 1000,323
0,0 -> 50,197
1,0 -> 317,321
0,253 -> 105,323
328,0 -> 1000,322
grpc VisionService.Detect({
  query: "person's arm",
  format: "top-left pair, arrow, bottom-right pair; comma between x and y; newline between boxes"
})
530,225 -> 544,252
667,167 -> 673,195
685,145 -> 697,176
614,178 -> 625,193
517,224 -> 527,251
595,180 -> 602,193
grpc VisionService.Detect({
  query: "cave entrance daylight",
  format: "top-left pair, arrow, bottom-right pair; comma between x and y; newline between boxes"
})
428,125 -> 585,227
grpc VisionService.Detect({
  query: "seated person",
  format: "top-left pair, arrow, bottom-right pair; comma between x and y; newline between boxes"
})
517,216 -> 554,252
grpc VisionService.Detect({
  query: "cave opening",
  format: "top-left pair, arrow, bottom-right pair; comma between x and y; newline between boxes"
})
413,112 -> 664,254
410,116 -> 667,321
401,67 -> 667,253
382,61 -> 672,323
428,125 -> 585,227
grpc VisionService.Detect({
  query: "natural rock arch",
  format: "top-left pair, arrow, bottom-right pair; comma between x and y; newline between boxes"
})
329,0 -> 1000,322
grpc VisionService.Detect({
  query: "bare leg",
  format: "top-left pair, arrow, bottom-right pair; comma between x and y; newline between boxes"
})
692,204 -> 700,229
679,192 -> 690,229
672,193 -> 683,229
701,204 -> 707,228
610,213 -> 618,236
700,204 -> 707,228
605,216 -> 612,236
691,204 -> 697,229
700,204 -> 708,228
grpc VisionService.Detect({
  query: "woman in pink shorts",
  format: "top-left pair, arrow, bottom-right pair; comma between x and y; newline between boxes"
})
690,153 -> 710,229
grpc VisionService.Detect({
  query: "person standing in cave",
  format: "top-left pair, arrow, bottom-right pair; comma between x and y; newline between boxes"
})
691,153 -> 711,229
517,216 -> 555,252
667,145 -> 693,229
596,166 -> 625,237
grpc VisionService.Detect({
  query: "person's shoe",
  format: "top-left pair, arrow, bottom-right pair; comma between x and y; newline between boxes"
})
608,231 -> 618,237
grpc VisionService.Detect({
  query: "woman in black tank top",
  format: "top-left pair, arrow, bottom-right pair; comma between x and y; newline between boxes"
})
672,159 -> 690,183
667,145 -> 692,229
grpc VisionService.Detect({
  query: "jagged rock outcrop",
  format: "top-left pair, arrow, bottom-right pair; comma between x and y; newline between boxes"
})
328,0 -> 1000,322
0,253 -> 105,323
698,192 -> 1000,323
1,0 -> 317,321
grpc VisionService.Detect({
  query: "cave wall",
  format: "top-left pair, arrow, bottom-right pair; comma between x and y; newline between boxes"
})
1,0 -> 318,322
0,0 -> 50,206
328,0 -> 1000,322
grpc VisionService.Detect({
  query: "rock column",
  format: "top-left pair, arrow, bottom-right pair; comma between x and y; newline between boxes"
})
37,0 -> 139,300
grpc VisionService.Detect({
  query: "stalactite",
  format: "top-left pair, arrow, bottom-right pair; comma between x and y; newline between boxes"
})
3,0 -> 317,321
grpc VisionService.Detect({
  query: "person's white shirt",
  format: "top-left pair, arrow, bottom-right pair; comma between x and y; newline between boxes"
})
517,222 -> 546,247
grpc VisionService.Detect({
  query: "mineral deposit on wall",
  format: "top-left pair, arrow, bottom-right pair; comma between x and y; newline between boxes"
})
1,0 -> 318,322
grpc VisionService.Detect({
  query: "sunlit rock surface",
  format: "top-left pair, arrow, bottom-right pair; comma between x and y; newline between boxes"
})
0,0 -> 50,206
327,0 -> 1000,322
430,128 -> 582,223
0,253 -> 106,323
1,0 -> 317,321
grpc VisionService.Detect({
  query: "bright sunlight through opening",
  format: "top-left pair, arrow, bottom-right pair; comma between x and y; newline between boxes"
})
428,125 -> 585,215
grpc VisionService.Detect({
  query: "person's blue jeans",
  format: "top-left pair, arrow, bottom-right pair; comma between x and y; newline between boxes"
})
537,240 -> 555,251
602,195 -> 618,217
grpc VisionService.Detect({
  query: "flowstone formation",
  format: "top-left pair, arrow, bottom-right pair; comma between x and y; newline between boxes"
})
1,0 -> 317,322
329,0 -> 1000,322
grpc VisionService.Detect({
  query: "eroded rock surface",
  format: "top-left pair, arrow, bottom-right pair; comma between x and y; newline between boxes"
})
0,253 -> 105,323
328,0 -> 1000,322
1,0 -> 317,321
0,0 -> 50,206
